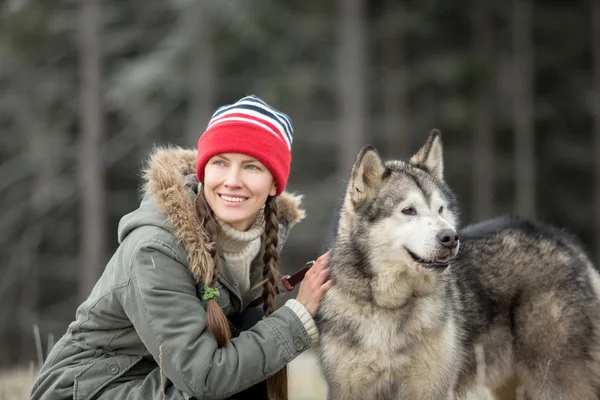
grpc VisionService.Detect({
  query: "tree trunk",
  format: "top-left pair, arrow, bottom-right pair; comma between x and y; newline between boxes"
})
78,0 -> 106,302
382,0 -> 410,158
186,1 -> 215,144
6,67 -> 51,365
593,0 -> 600,264
19,133 -> 50,363
513,0 -> 535,218
337,0 -> 367,176
471,1 -> 495,221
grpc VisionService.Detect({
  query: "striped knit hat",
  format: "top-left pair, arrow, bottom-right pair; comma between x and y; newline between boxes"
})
196,95 -> 293,196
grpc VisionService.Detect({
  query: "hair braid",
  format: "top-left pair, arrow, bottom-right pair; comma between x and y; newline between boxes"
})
261,196 -> 280,315
195,190 -> 231,348
262,196 -> 288,400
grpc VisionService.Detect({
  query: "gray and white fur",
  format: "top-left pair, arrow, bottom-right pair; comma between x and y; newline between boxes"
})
316,131 -> 600,400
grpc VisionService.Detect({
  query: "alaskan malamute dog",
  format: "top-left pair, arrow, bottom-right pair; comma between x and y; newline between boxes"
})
316,131 -> 600,399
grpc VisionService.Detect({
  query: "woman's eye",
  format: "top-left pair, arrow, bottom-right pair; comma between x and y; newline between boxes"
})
245,164 -> 260,170
402,207 -> 416,215
439,206 -> 444,214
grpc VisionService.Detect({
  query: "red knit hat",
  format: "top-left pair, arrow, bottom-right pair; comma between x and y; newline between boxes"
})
196,95 -> 293,196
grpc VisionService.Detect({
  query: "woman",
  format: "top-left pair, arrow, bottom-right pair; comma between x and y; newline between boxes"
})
31,95 -> 332,400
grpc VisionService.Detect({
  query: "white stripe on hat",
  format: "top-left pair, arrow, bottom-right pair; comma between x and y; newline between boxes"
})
207,116 -> 291,149
210,97 -> 293,146
207,107 -> 291,149
242,97 -> 293,144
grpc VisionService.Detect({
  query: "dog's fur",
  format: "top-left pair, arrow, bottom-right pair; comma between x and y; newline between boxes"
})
315,131 -> 600,399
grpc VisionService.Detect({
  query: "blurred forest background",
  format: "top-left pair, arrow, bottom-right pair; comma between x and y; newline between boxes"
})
1,0 -> 600,379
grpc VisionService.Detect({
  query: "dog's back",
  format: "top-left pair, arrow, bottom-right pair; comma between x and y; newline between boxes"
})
453,215 -> 600,398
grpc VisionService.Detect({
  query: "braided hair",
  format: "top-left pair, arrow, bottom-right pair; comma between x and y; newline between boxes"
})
195,192 -> 288,399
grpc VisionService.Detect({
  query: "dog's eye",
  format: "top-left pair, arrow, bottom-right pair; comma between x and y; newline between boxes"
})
439,206 -> 444,214
402,207 -> 416,215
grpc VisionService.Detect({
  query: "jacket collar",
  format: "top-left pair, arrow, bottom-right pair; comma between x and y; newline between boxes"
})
142,146 -> 306,284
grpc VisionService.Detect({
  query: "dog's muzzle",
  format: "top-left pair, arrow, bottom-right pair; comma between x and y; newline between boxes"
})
406,247 -> 457,271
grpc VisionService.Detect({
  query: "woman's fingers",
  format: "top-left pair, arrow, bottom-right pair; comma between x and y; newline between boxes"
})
316,268 -> 329,285
319,279 -> 334,296
306,253 -> 330,286
294,250 -> 333,317
311,251 -> 330,274
315,251 -> 330,267
316,250 -> 330,263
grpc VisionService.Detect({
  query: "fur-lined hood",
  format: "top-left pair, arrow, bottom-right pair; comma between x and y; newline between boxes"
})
119,147 -> 305,284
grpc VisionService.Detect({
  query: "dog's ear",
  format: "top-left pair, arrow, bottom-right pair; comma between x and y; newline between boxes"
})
409,129 -> 444,181
347,144 -> 386,210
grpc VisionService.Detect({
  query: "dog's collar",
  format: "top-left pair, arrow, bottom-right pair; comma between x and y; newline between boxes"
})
280,261 -> 315,292
244,261 -> 316,309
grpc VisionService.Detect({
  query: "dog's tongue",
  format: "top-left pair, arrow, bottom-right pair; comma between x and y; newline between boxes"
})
435,256 -> 449,263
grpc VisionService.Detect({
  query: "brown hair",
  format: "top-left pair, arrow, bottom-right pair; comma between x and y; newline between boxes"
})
195,191 -> 288,400
261,195 -> 288,400
195,190 -> 231,347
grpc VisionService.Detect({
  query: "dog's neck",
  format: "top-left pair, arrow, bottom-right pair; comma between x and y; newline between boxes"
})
370,265 -> 443,309
332,259 -> 447,310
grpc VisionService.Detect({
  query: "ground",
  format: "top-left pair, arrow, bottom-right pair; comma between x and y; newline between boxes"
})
0,350 -> 495,400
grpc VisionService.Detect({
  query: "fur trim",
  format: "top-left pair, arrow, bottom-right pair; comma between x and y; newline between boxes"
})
276,192 -> 306,228
142,146 -> 305,283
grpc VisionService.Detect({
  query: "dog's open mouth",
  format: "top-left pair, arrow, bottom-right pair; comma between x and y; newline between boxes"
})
405,248 -> 451,270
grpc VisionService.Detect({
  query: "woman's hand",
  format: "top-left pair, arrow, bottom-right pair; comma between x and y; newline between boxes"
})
295,251 -> 333,317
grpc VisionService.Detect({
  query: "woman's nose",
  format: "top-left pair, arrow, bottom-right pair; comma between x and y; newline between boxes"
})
223,168 -> 242,188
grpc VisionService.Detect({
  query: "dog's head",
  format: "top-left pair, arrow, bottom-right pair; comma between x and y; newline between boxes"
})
338,130 -> 460,276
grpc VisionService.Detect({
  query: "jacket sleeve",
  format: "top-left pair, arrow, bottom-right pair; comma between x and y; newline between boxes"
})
121,239 -> 311,400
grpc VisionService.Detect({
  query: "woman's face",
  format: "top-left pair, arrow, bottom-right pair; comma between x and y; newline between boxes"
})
203,153 -> 277,231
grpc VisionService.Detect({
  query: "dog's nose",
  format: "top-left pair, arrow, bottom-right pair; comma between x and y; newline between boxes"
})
437,229 -> 459,249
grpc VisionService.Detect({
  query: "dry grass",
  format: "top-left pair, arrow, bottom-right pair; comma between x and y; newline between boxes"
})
0,365 -> 38,400
0,325 -> 47,400
0,328 -> 500,400
0,352 -> 496,400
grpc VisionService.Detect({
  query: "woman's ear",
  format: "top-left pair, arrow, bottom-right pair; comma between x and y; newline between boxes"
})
269,183 -> 277,197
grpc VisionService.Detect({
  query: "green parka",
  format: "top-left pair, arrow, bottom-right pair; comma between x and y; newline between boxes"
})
30,148 -> 310,400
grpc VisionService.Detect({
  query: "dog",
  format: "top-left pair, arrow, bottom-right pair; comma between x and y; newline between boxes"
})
315,130 -> 600,399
